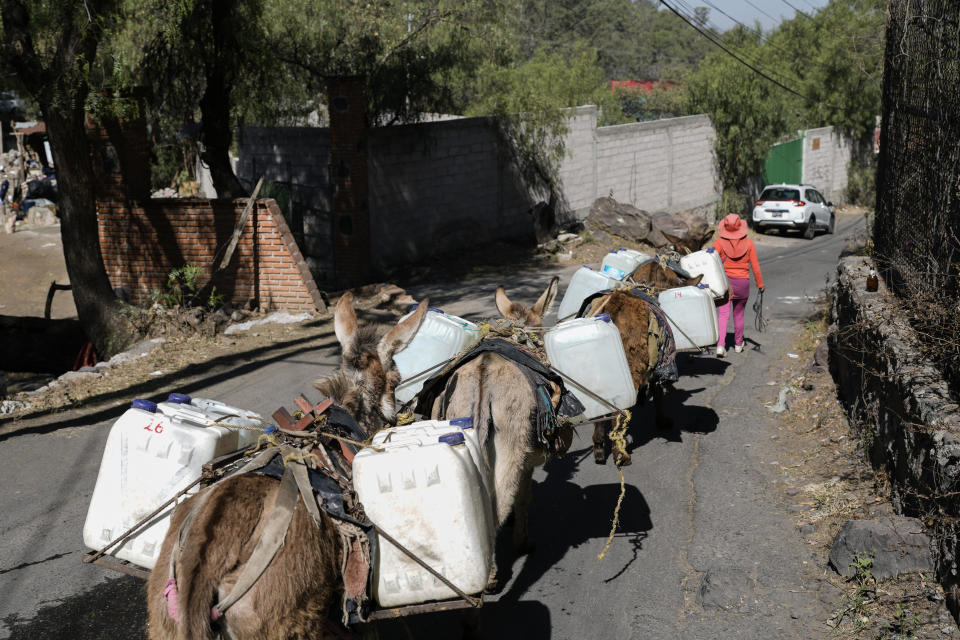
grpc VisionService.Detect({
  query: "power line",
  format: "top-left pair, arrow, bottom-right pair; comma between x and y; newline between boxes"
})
780,0 -> 814,19
743,0 -> 781,24
658,0 -> 848,114
664,0 -> 804,92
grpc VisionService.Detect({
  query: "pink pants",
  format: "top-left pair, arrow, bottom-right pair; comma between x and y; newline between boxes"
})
717,277 -> 751,348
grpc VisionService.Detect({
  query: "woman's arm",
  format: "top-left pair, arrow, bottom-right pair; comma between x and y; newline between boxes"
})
749,241 -> 764,290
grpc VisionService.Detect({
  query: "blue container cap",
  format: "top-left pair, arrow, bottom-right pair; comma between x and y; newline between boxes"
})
697,284 -> 710,289
595,313 -> 611,322
607,249 -> 619,254
166,393 -> 191,404
439,432 -> 465,446
408,304 -> 445,314
131,399 -> 157,413
450,417 -> 473,429
265,424 -> 279,435
706,247 -> 715,253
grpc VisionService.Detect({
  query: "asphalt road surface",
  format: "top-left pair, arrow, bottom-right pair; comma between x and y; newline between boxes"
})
0,215 -> 864,639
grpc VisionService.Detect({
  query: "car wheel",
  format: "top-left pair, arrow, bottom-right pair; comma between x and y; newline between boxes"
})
826,214 -> 835,235
802,218 -> 816,240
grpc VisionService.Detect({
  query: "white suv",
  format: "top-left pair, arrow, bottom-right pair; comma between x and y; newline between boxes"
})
751,184 -> 835,239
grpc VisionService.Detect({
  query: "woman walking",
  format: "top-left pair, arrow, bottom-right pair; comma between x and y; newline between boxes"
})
714,213 -> 764,357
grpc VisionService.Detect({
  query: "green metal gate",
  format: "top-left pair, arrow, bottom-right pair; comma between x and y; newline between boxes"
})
763,136 -> 803,185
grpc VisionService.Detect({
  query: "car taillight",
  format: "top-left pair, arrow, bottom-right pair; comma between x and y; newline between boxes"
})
755,200 -> 763,206
792,200 -> 805,206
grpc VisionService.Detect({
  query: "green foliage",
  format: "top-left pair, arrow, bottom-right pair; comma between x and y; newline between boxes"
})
717,189 -> 749,219
684,0 -> 885,195
847,153 -> 877,208
464,46 -> 607,196
151,264 -> 204,308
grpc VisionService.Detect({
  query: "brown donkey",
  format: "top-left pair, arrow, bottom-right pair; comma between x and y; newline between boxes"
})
145,293 -> 429,640
426,277 -> 566,589
585,259 -> 703,465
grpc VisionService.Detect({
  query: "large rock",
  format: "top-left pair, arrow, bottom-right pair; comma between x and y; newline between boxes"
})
829,517 -> 934,580
651,210 -> 713,253
586,197 -> 664,246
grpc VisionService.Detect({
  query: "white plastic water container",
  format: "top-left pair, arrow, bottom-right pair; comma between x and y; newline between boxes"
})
600,248 -> 653,280
679,248 -> 729,300
544,315 -> 636,420
556,266 -> 622,321
393,308 -> 482,404
657,285 -> 720,350
353,420 -> 494,607
82,395 -> 265,569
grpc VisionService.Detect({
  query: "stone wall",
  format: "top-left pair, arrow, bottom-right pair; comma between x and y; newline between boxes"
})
802,126 -> 851,204
97,198 -> 324,312
830,255 -> 960,618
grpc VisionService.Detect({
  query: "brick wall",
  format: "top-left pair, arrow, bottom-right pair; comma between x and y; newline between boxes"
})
97,198 -> 325,312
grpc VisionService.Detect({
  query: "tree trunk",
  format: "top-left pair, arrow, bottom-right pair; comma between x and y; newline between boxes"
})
198,0 -> 246,199
43,105 -> 136,357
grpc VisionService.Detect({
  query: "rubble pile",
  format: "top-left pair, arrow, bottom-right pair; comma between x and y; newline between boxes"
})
0,144 -> 59,234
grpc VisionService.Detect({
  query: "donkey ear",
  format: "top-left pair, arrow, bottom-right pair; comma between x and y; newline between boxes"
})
378,299 -> 429,367
334,292 -> 358,353
495,286 -> 523,320
531,276 -> 560,321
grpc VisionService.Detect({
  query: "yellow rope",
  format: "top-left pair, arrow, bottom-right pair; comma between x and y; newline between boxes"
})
597,408 -> 631,561
395,412 -> 415,426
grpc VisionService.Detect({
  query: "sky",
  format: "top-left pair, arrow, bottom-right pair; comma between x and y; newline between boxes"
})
687,0 -> 832,32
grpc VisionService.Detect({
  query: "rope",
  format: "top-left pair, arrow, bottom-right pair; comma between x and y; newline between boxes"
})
597,409 -> 631,562
753,288 -> 768,333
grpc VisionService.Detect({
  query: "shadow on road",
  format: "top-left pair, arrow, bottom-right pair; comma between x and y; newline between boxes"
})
494,450 -> 652,603
2,575 -> 146,640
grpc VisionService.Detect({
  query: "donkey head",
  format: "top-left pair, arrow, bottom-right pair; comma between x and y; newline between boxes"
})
495,276 -> 559,326
314,292 -> 429,428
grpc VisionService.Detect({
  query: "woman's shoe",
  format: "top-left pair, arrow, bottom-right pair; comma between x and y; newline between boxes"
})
734,343 -> 744,353
716,345 -> 726,358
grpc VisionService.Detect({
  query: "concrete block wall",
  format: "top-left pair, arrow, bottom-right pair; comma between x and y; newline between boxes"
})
802,126 -> 851,203
97,198 -> 324,312
236,125 -> 335,287
237,107 -> 721,279
559,112 -> 719,220
368,117 -> 533,267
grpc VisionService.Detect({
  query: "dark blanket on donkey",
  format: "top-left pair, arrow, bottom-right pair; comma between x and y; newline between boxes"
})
414,338 -> 586,443
248,406 -> 376,625
577,288 -> 679,384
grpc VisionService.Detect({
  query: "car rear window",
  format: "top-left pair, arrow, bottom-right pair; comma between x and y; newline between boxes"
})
760,188 -> 800,201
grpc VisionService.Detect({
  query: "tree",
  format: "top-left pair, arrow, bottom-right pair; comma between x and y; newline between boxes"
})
1,0 -> 136,355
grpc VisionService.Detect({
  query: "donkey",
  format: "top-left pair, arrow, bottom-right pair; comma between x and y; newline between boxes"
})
145,293 -> 429,640
586,258 -> 703,465
427,277 -> 567,589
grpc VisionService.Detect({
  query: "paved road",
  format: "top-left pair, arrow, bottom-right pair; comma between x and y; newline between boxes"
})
0,216 -> 863,639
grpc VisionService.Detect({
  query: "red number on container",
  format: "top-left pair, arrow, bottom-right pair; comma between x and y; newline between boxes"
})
143,422 -> 165,434
155,424 -> 163,434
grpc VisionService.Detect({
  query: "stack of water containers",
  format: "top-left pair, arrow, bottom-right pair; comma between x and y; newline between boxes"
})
393,307 -> 482,404
556,249 -> 652,321
657,284 -> 720,350
544,313 -> 636,420
678,248 -> 729,301
82,394 -> 264,569
352,418 -> 494,607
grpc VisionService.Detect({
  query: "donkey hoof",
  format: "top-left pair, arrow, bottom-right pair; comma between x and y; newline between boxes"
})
593,445 -> 607,465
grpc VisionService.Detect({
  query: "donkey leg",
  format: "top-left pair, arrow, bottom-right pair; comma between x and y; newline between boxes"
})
653,383 -> 674,430
592,421 -> 609,464
512,464 -> 537,555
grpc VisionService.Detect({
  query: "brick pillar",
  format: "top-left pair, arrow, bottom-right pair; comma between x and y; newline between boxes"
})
327,76 -> 371,288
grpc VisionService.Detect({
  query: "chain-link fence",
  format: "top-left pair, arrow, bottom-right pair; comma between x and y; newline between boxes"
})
873,0 -> 960,387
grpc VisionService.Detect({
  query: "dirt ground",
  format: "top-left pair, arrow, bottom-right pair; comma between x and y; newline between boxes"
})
0,222 -> 76,319
755,298 -> 955,639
